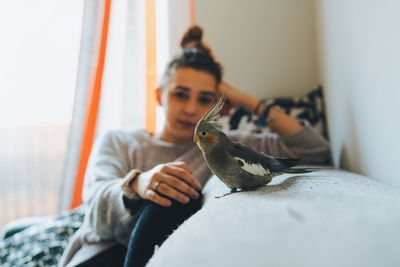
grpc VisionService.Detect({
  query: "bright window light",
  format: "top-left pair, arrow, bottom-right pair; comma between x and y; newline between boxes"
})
0,1 -> 83,128
0,0 -> 83,228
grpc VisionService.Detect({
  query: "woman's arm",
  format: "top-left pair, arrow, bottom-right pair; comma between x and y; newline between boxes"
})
82,131 -> 143,242
220,81 -> 331,164
82,131 -> 202,242
220,81 -> 303,136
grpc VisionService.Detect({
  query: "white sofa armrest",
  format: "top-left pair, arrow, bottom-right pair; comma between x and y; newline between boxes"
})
147,168 -> 400,267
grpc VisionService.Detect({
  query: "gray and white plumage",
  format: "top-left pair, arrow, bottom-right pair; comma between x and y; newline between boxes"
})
194,96 -> 314,192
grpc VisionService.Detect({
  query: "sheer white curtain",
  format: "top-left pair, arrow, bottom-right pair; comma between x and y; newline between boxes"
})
0,1 -> 83,227
96,0 -> 146,137
155,0 -> 193,131
58,0 -> 106,211
97,0 -> 192,136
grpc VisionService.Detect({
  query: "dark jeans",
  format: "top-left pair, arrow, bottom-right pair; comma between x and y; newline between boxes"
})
76,195 -> 202,267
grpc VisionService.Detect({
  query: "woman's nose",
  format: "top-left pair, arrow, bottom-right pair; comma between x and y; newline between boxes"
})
183,98 -> 197,115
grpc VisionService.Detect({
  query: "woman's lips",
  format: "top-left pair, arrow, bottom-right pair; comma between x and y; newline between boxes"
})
177,120 -> 196,128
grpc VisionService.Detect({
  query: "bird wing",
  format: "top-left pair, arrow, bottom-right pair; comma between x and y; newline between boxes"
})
227,142 -> 276,176
234,156 -> 271,176
228,141 -> 301,175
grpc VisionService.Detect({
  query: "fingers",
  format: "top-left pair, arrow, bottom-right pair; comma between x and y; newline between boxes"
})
164,163 -> 202,190
172,161 -> 192,174
142,162 -> 202,207
156,182 -> 190,204
157,172 -> 200,200
145,189 -> 171,207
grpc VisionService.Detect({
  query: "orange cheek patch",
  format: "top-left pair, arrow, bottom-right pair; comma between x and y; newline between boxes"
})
205,133 -> 217,143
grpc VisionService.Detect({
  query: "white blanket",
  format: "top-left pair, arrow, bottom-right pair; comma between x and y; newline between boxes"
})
147,168 -> 400,267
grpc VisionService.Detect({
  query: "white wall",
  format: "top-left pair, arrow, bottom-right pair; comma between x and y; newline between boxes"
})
316,0 -> 400,186
196,0 -> 400,187
195,0 -> 319,98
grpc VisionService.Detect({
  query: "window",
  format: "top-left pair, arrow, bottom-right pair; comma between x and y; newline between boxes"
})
0,1 -> 83,228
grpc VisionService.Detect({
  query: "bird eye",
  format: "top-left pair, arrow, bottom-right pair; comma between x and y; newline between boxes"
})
201,131 -> 206,136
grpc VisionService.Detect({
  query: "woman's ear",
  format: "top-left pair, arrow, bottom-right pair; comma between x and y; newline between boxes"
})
155,88 -> 162,106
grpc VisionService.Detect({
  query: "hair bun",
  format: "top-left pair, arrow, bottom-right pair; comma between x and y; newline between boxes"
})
159,25 -> 223,88
180,25 -> 214,59
181,25 -> 203,48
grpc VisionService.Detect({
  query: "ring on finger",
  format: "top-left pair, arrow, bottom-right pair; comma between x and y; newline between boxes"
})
154,181 -> 162,193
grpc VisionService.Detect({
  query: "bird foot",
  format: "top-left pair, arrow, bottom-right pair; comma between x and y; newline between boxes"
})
215,189 -> 239,199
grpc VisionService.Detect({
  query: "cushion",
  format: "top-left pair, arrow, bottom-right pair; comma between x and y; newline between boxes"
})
0,208 -> 84,266
147,168 -> 400,267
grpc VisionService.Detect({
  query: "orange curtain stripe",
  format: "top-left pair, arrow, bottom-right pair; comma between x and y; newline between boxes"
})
190,0 -> 196,25
145,0 -> 157,133
70,0 -> 112,209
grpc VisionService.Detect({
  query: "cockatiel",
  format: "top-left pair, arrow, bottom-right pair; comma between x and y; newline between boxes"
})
193,96 -> 314,197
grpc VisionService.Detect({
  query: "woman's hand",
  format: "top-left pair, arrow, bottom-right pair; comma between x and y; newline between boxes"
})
219,81 -> 246,107
219,81 -> 259,115
131,161 -> 202,207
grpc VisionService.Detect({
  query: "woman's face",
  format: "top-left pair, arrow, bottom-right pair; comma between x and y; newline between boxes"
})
157,67 -> 218,144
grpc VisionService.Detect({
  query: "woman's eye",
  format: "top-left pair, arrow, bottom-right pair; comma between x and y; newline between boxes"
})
198,97 -> 213,105
173,92 -> 188,100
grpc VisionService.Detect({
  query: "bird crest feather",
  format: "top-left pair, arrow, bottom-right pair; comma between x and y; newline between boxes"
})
196,95 -> 225,129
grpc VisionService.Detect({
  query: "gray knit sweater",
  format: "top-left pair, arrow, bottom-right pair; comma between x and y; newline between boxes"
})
59,125 -> 331,266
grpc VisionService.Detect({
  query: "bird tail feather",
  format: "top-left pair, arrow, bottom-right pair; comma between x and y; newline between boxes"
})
276,158 -> 301,168
284,168 -> 320,174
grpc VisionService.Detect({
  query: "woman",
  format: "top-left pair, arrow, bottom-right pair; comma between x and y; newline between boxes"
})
59,26 -> 331,267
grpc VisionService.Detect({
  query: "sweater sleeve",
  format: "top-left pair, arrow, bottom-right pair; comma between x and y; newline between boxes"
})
227,123 -> 332,165
81,131 -> 144,243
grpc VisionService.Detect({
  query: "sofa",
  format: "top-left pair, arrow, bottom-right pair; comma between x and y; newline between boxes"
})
146,168 -> 400,267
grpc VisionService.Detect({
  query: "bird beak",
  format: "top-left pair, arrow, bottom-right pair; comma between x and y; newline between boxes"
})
193,134 -> 199,143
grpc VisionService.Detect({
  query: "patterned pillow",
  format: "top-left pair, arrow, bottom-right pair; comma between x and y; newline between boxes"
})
217,85 -> 329,139
0,208 -> 84,267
